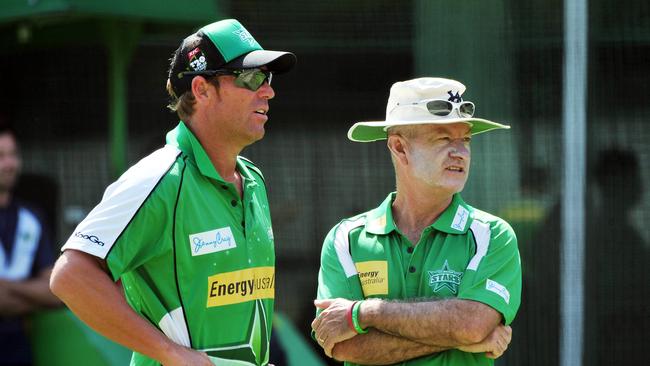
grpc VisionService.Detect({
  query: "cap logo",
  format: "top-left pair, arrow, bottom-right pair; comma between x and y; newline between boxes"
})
447,91 -> 462,103
232,28 -> 256,47
188,47 -> 207,71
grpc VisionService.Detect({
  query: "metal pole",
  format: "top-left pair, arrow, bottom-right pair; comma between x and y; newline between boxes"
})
103,21 -> 141,179
561,0 -> 588,365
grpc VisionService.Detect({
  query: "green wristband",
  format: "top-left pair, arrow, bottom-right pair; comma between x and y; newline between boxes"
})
352,300 -> 368,334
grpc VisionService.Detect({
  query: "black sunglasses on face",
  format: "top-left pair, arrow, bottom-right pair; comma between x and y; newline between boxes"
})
177,68 -> 273,91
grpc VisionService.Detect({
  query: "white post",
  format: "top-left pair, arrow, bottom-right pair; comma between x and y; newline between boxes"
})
562,0 -> 588,365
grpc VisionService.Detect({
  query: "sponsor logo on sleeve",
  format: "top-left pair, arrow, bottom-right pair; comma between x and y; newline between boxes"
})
74,232 -> 105,246
486,279 -> 510,304
189,227 -> 236,256
206,267 -> 275,307
355,261 -> 388,296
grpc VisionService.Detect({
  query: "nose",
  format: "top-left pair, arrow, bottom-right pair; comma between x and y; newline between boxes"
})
449,140 -> 469,159
257,81 -> 275,100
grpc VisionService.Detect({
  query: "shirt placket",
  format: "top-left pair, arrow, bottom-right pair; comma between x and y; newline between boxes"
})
242,180 -> 264,265
400,228 -> 422,298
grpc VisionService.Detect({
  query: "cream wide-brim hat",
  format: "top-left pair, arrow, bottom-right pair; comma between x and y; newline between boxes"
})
347,77 -> 510,142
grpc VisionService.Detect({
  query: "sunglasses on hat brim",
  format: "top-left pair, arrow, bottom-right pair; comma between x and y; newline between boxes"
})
396,99 -> 475,118
177,68 -> 273,91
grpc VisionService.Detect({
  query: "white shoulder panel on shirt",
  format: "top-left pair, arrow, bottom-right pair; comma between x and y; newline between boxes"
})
62,145 -> 181,259
333,216 -> 367,278
467,220 -> 491,271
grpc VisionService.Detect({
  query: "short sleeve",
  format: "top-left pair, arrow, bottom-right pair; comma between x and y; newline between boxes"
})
313,223 -> 365,341
103,188 -> 174,280
457,219 -> 522,325
62,146 -> 181,280
316,225 -> 364,303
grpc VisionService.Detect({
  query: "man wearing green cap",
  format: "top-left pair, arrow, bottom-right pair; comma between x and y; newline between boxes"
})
312,78 -> 521,365
50,19 -> 296,366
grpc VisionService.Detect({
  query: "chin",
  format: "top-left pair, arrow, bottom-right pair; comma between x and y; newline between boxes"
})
246,130 -> 265,145
440,180 -> 466,194
254,129 -> 266,141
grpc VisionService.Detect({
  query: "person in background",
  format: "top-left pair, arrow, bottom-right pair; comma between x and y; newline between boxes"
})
585,147 -> 649,366
0,124 -> 60,366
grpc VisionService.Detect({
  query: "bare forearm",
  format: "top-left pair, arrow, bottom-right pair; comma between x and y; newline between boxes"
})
332,328 -> 448,365
359,298 -> 501,346
50,251 -> 178,364
0,291 -> 37,316
6,269 -> 61,307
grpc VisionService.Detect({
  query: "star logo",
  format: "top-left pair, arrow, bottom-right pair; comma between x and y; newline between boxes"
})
233,28 -> 257,47
428,260 -> 463,294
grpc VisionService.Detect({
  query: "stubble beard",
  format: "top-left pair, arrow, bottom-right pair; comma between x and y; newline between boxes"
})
410,146 -> 467,193
410,146 -> 440,187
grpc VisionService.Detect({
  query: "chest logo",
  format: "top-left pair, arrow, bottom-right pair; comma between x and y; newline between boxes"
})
206,267 -> 275,307
355,261 -> 388,296
428,260 -> 463,294
189,227 -> 237,256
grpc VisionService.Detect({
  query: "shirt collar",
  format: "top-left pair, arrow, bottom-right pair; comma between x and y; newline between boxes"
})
365,192 -> 473,235
166,121 -> 258,186
365,193 -> 398,235
432,193 -> 474,234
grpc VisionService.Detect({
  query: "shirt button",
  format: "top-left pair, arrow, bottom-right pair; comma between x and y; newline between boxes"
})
231,199 -> 237,207
407,247 -> 414,254
241,221 -> 245,227
409,266 -> 416,273
221,185 -> 228,190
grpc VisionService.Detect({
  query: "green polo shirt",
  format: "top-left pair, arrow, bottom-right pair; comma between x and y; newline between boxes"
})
63,122 -> 275,366
317,193 -> 521,366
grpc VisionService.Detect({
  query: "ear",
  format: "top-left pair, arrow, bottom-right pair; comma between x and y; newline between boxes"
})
190,76 -> 212,104
387,134 -> 410,166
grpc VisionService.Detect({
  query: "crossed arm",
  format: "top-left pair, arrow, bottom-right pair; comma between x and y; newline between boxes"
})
311,298 -> 511,364
0,267 -> 61,316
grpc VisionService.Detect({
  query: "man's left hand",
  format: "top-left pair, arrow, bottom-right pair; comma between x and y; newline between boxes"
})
312,298 -> 358,357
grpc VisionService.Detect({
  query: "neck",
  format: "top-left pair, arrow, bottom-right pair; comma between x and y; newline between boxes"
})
392,178 -> 453,243
187,120 -> 243,183
204,143 -> 240,183
0,191 -> 11,208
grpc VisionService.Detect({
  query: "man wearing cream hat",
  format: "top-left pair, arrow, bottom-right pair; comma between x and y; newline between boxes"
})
311,78 -> 522,365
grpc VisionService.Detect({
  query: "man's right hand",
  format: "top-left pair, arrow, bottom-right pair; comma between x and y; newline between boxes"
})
312,298 -> 359,357
456,324 -> 512,359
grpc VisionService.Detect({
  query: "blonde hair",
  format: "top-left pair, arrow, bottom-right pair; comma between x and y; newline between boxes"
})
166,77 -> 220,122
166,79 -> 196,122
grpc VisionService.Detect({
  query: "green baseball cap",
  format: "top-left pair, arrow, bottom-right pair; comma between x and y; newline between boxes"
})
169,19 -> 296,96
